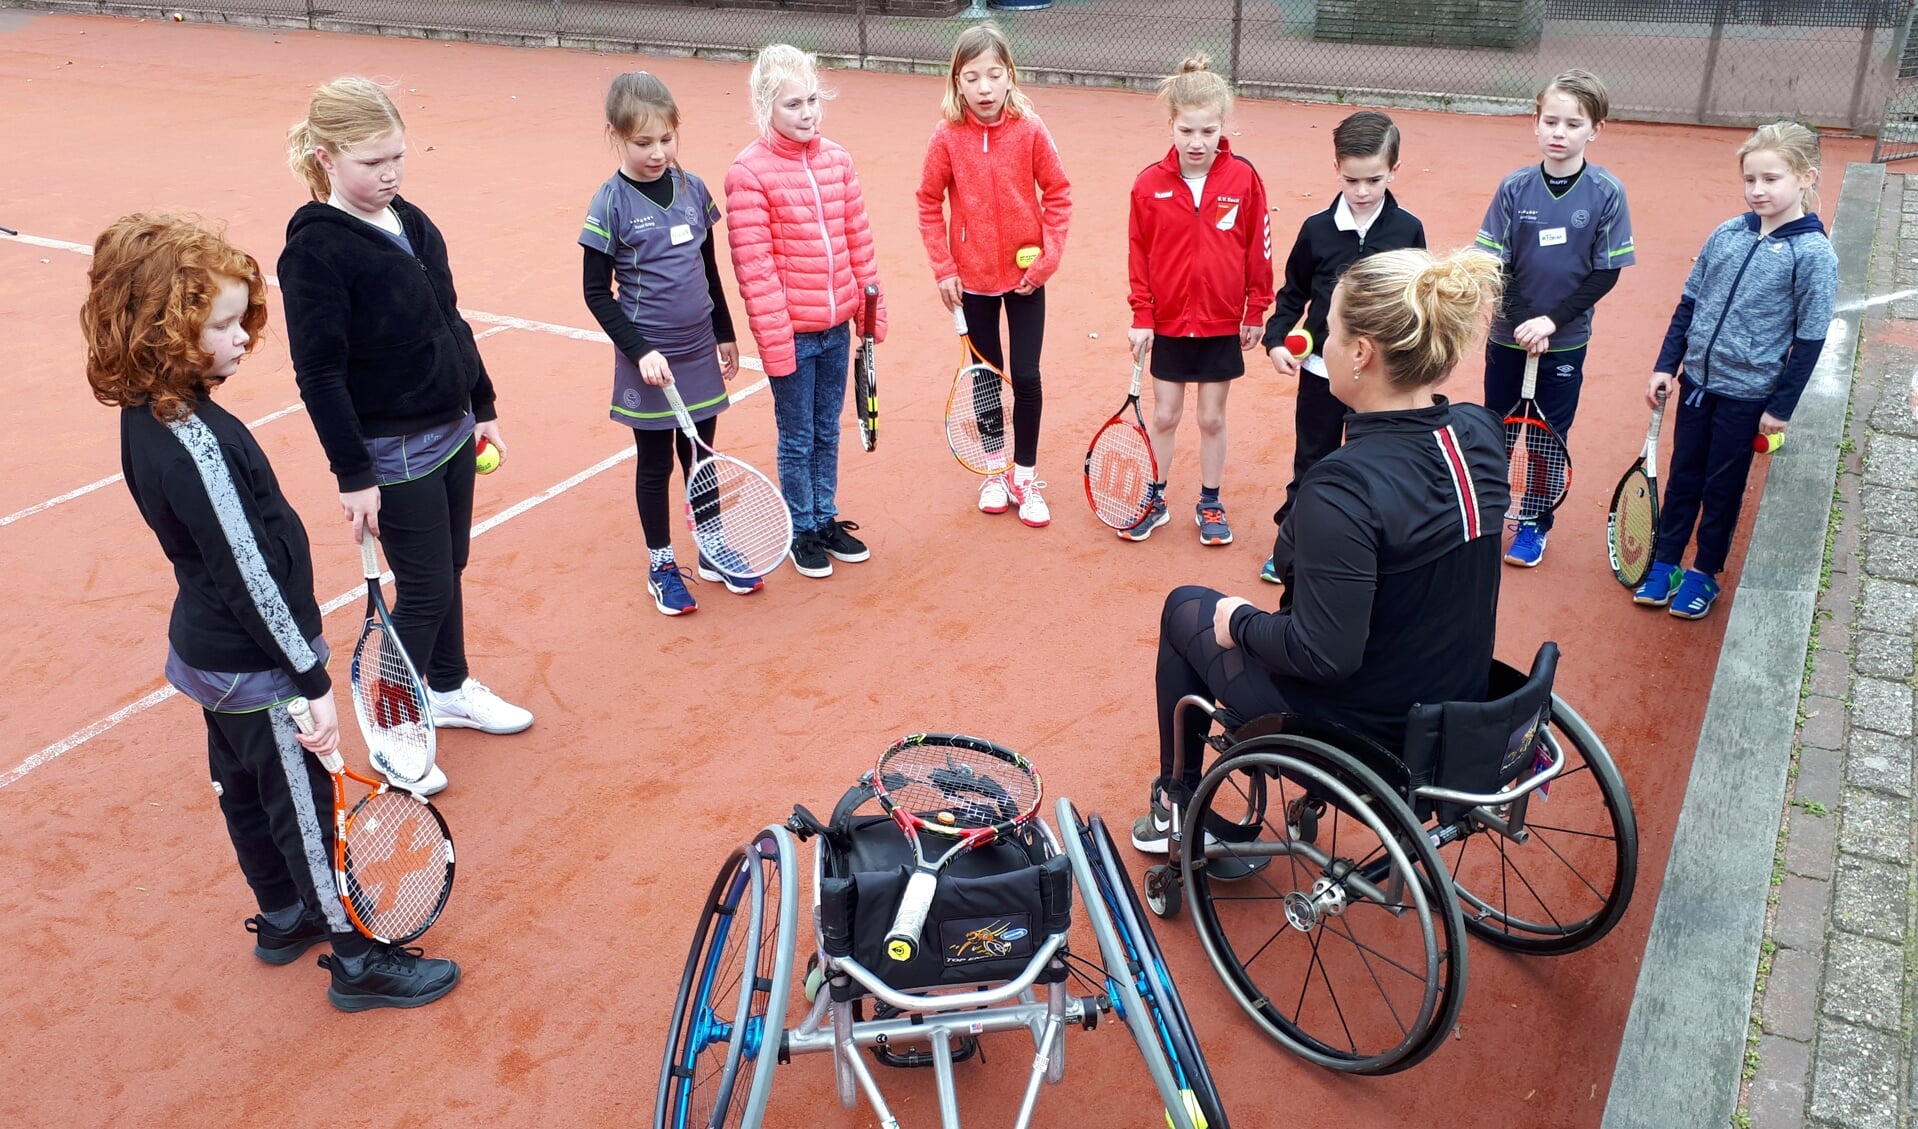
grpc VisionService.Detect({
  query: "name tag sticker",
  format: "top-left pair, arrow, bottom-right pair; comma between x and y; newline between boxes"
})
1538,226 -> 1568,247
669,223 -> 694,245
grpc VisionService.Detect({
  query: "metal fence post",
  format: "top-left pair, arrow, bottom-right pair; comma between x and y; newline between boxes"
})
1695,0 -> 1728,124
857,0 -> 868,69
1847,0 -> 1885,132
1229,0 -> 1243,87
553,0 -> 563,38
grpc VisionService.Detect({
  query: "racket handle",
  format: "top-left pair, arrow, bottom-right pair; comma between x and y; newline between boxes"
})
952,304 -> 968,337
285,697 -> 345,774
359,530 -> 380,581
885,869 -> 940,962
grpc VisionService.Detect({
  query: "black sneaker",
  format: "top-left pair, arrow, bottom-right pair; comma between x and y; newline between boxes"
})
792,529 -> 833,578
819,519 -> 871,563
318,944 -> 462,1012
245,913 -> 329,966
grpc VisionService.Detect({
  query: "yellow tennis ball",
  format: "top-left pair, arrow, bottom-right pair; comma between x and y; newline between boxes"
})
474,436 -> 501,474
1164,1089 -> 1208,1129
1015,245 -> 1040,270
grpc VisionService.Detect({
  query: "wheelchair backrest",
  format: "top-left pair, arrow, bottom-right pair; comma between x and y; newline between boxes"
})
1401,642 -> 1559,816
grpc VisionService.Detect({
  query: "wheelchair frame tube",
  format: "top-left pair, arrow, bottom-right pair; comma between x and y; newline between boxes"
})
1411,719 -> 1567,809
827,936 -> 1068,1012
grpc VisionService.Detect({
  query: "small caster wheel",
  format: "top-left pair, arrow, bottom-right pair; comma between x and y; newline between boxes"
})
1144,863 -> 1182,919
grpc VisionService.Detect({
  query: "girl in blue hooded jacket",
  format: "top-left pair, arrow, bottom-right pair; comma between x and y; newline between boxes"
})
1636,122 -> 1839,620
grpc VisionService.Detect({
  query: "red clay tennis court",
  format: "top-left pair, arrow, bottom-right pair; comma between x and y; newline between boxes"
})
0,13 -> 1871,1126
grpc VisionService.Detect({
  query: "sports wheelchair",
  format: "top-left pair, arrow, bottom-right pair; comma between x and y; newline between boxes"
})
1143,642 -> 1638,1075
654,767 -> 1227,1129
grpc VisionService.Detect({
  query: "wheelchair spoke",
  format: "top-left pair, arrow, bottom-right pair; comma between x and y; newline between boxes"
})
1301,926 -> 1363,1057
1321,914 -> 1415,1040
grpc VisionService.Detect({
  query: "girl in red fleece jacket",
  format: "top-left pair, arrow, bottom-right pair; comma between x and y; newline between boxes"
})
1123,56 -> 1272,548
916,23 -> 1073,527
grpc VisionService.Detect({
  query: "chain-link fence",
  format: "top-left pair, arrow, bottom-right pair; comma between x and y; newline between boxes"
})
11,0 -> 1914,136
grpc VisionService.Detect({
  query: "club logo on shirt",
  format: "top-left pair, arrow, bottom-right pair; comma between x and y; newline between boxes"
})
1214,196 -> 1241,232
1571,208 -> 1591,229
623,388 -> 642,408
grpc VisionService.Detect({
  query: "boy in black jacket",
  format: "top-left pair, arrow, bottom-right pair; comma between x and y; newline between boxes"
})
86,213 -> 459,1012
1260,111 -> 1426,581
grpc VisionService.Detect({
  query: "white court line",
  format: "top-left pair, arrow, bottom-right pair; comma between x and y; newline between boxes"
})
0,401 -> 311,528
0,378 -> 770,791
2,226 -> 759,528
1838,287 -> 1918,313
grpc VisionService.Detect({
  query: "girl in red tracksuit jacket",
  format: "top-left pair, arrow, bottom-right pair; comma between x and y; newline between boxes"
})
917,22 -> 1073,528
1124,56 -> 1273,547
727,43 -> 887,580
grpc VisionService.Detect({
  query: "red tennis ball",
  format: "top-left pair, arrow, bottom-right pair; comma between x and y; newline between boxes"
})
1284,328 -> 1314,359
474,436 -> 501,474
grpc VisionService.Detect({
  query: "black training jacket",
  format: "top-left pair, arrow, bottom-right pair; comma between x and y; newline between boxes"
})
279,197 -> 498,492
121,399 -> 331,698
1232,398 -> 1507,748
1261,191 -> 1426,359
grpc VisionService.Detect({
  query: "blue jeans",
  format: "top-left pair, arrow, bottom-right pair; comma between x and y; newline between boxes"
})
768,322 -> 851,532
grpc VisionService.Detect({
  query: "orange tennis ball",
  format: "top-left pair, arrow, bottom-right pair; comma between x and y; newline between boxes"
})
1015,245 -> 1040,270
474,436 -> 501,474
1284,328 -> 1313,359
172,11 -> 184,19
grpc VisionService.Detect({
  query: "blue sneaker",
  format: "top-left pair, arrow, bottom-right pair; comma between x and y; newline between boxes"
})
647,565 -> 698,616
1260,557 -> 1281,584
1669,569 -> 1721,620
1504,522 -> 1547,567
1633,562 -> 1684,607
1196,500 -> 1233,546
697,547 -> 763,594
1118,495 -> 1170,542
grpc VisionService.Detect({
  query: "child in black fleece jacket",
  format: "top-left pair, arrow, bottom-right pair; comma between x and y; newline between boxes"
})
87,212 -> 459,1012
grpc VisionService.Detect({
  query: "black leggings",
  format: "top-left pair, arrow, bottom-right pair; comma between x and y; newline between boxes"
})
961,288 -> 1045,467
1157,585 -> 1294,789
633,417 -> 717,550
378,441 -> 475,694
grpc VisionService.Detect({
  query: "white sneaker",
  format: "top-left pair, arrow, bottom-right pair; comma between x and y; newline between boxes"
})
394,763 -> 449,796
1006,476 -> 1050,527
978,474 -> 1010,514
428,677 -> 533,735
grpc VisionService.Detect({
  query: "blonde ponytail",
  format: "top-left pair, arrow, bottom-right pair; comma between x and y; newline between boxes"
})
285,76 -> 406,202
1337,248 -> 1504,390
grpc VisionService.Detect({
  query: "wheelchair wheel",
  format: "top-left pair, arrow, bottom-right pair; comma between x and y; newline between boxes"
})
1185,738 -> 1467,1075
655,826 -> 798,1129
1440,694 -> 1639,956
1143,863 -> 1181,919
1058,799 -> 1228,1129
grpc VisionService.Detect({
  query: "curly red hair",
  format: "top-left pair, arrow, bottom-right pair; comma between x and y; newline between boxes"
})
82,213 -> 268,422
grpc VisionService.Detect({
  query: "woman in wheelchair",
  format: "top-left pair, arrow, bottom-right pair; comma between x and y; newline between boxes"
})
1134,246 -> 1511,857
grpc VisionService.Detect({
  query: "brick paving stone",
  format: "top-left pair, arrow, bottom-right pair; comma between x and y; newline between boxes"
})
1763,945 -> 1821,1040
1809,647 -> 1851,699
1844,730 -> 1914,799
1861,488 -> 1918,542
1836,788 -> 1909,865
1848,678 -> 1913,738
1853,632 -> 1914,680
1800,696 -> 1848,750
1858,576 -> 1918,636
1865,532 -> 1918,582
1773,874 -> 1833,951
1820,930 -> 1903,1032
1796,744 -> 1845,808
1820,567 -> 1863,618
1862,435 -> 1918,489
1750,1034 -> 1811,1129
1807,1019 -> 1902,1129
1784,805 -> 1838,880
1829,855 -> 1907,944
1867,393 -> 1918,438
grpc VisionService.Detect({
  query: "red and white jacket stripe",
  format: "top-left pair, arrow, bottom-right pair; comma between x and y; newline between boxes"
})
1127,140 -> 1273,337
916,109 -> 1073,296
725,130 -> 886,378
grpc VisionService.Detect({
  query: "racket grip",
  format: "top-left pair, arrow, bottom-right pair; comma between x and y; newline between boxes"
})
285,697 -> 345,774
359,530 -> 380,580
885,869 -> 939,962
952,304 -> 968,337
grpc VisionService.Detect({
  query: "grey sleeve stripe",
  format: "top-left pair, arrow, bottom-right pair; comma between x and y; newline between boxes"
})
270,706 -> 351,934
164,415 -> 319,675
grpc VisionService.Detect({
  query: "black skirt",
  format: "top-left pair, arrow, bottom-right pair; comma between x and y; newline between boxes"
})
1150,334 -> 1244,383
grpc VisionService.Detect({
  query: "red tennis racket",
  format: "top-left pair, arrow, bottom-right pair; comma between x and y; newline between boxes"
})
350,531 -> 435,788
1083,355 -> 1157,530
874,733 -> 1043,963
1503,353 -> 1572,521
288,697 -> 455,944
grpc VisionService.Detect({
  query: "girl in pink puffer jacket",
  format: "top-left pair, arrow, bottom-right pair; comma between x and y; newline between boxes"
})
725,44 -> 887,581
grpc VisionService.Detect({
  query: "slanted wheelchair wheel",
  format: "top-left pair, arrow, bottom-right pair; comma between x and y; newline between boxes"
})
656,825 -> 798,1129
1184,738 -> 1468,1075
1058,800 -> 1228,1129
1440,694 -> 1639,956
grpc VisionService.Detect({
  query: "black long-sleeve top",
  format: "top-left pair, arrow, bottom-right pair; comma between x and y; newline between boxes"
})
581,169 -> 736,361
1261,191 -> 1426,357
278,197 -> 498,492
121,399 -> 331,699
1233,398 -> 1509,747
